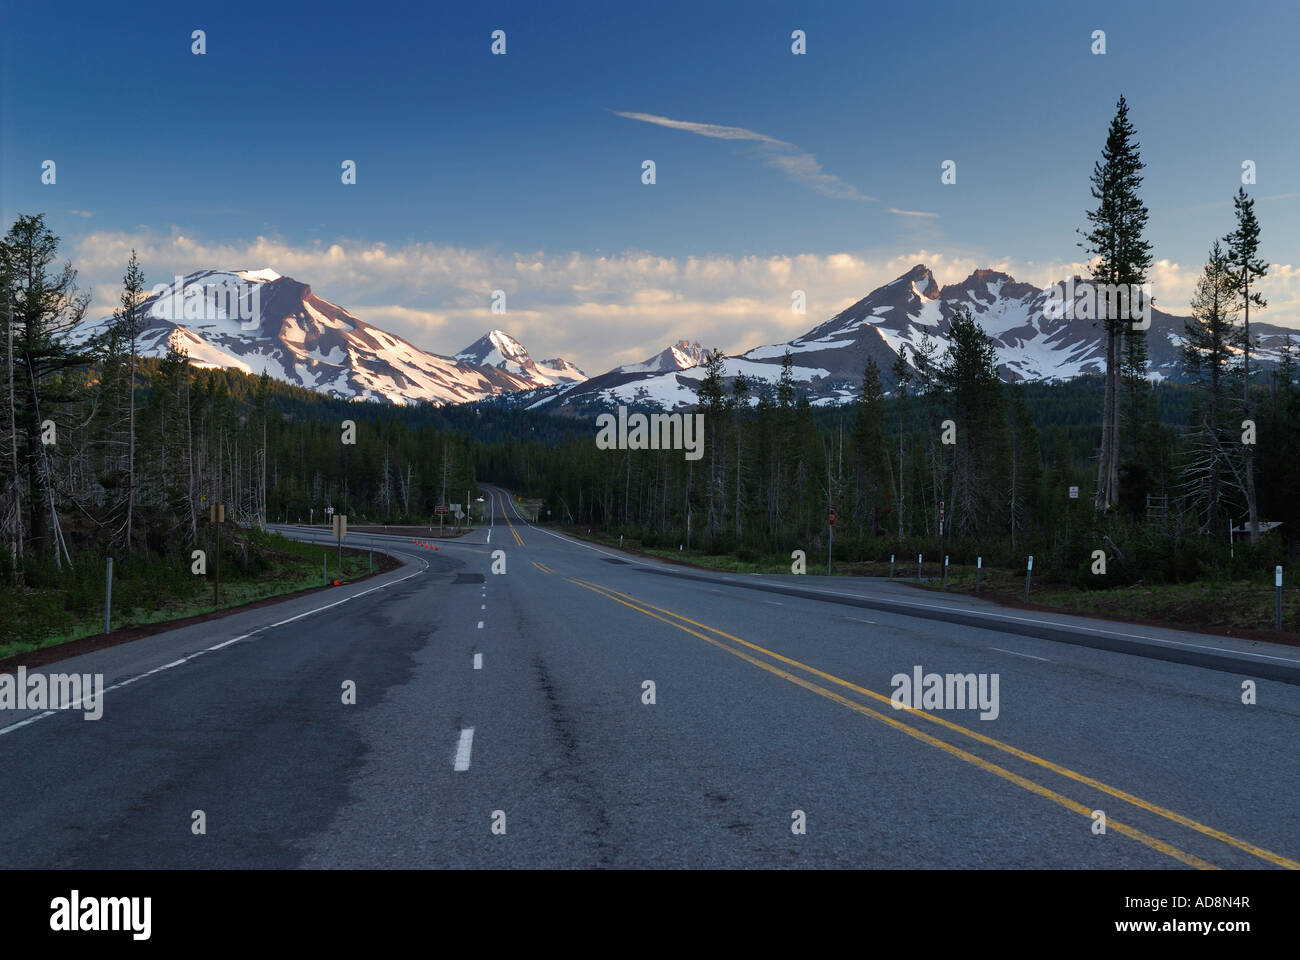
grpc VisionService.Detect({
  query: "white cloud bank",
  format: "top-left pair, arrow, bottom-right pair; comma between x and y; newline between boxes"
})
71,229 -> 1300,375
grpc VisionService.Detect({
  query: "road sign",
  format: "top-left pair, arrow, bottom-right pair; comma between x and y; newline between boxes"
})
1068,486 -> 1079,499
828,508 -> 836,526
332,514 -> 347,540
434,505 -> 450,515
209,503 -> 225,523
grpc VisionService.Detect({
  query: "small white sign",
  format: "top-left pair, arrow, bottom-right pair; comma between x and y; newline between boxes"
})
1068,486 -> 1079,500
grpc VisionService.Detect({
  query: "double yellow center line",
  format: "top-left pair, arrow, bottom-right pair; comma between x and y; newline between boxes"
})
567,576 -> 1297,871
496,492 -> 525,547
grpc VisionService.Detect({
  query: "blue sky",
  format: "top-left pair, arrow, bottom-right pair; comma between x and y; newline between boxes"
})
4,0 -> 1298,369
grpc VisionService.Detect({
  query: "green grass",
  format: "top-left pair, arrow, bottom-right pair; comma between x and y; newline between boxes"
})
553,526 -> 1297,636
0,528 -> 386,660
880,561 -> 1298,635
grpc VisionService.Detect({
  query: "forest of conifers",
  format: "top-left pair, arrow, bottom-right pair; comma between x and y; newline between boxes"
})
1,210 -> 1296,604
2,96 -> 1297,611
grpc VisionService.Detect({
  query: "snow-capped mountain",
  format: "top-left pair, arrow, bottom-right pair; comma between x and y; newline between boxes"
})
520,263 -> 1298,412
68,270 -> 572,406
617,340 -> 709,374
455,329 -> 586,387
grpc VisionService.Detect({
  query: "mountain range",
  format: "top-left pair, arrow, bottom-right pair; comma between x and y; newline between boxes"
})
516,264 -> 1298,413
70,265 -> 1297,410
68,270 -> 585,406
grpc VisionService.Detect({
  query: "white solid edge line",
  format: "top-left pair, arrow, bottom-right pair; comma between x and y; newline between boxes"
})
454,727 -> 475,770
473,653 -> 483,670
477,621 -> 484,629
0,545 -> 429,739
989,646 -> 1052,662
489,486 -> 1300,668
0,710 -> 57,735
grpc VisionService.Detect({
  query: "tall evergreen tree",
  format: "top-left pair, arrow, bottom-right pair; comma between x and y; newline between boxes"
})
0,215 -> 88,566
890,345 -> 912,540
935,310 -> 1006,537
852,357 -> 890,536
1082,95 -> 1153,514
1223,186 -> 1267,541
1179,241 -> 1243,538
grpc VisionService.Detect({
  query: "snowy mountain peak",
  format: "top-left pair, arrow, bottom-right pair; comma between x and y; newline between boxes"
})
890,263 -> 939,300
236,268 -> 282,283
70,270 -> 538,406
618,339 -> 708,375
520,263 -> 1298,414
455,329 -> 586,387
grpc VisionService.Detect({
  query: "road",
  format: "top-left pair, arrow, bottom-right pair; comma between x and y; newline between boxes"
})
1,484 -> 1298,869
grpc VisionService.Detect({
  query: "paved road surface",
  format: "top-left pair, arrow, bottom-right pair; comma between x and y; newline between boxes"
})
1,484 -> 1297,869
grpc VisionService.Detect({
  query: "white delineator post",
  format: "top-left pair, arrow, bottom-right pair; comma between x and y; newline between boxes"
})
104,557 -> 113,634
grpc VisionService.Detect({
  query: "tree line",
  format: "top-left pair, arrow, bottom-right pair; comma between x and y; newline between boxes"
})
1,95 -> 1294,595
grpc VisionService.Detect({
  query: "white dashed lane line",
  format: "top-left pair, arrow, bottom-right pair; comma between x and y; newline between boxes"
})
453,728 -> 475,771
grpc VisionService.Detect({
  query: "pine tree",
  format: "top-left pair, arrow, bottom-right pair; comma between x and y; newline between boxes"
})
852,357 -> 890,537
114,251 -> 147,552
1224,186 -> 1267,542
935,310 -> 1005,537
1179,241 -> 1243,538
0,215 -> 88,566
890,345 -> 912,540
1007,384 -> 1041,551
1082,95 -> 1153,514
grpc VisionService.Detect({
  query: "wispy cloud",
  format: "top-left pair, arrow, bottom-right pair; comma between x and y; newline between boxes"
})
611,110 -> 873,202
889,208 -> 939,219
66,209 -> 94,218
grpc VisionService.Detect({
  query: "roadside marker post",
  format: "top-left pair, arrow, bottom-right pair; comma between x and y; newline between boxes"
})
210,502 -> 225,605
1025,555 -> 1033,603
1277,566 -> 1284,631
104,557 -> 113,634
828,507 -> 835,576
917,554 -> 922,582
332,513 -> 347,576
890,553 -> 895,579
943,555 -> 949,588
976,556 -> 982,594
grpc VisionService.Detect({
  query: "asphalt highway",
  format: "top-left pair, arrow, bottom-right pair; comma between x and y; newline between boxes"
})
1,484 -> 1297,869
